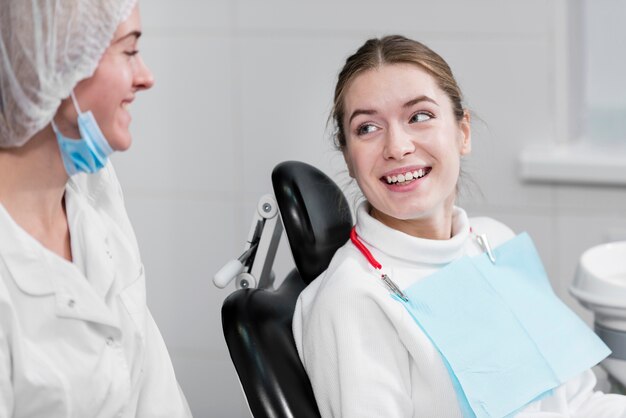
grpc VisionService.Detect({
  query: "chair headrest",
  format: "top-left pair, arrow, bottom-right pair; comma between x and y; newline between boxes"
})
272,161 -> 352,285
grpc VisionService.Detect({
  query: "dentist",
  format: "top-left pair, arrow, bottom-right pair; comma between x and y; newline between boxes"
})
0,0 -> 191,416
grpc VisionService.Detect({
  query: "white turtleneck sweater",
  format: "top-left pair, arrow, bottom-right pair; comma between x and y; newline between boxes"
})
292,203 -> 626,418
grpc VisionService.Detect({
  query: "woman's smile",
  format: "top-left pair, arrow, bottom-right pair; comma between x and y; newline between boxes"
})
382,166 -> 432,186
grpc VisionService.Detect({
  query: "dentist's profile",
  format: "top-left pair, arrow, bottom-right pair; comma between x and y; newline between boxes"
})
293,35 -> 626,417
0,0 -> 191,416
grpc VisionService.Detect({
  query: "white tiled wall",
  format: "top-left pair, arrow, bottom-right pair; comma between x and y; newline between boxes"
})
112,1 -> 626,416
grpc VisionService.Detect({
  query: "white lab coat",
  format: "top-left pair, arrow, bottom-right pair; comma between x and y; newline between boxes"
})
0,164 -> 192,417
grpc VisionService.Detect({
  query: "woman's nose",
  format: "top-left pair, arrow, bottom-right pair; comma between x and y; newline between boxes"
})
134,55 -> 155,91
383,126 -> 415,160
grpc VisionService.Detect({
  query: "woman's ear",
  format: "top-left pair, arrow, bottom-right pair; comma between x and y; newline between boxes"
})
458,110 -> 471,156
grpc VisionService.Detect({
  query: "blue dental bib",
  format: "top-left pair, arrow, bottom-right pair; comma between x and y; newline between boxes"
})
395,233 -> 609,418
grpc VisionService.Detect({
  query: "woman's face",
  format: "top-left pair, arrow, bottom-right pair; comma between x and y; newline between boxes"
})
56,4 -> 154,151
342,63 -> 471,234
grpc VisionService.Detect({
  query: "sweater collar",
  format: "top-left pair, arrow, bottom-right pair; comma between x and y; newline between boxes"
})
354,201 -> 470,266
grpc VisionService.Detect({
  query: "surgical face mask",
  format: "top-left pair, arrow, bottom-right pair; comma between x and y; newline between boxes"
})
51,92 -> 113,176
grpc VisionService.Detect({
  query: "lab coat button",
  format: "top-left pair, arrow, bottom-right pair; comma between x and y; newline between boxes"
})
106,336 -> 115,346
67,299 -> 75,308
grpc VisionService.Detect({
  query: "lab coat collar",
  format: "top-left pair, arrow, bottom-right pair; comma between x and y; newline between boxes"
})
65,179 -> 116,300
0,203 -> 56,295
354,201 -> 470,266
0,195 -> 121,330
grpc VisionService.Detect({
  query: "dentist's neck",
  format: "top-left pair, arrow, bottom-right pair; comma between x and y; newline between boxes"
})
0,125 -> 69,227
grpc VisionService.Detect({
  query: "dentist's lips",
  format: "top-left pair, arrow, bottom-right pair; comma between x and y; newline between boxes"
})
120,97 -> 134,121
121,95 -> 135,109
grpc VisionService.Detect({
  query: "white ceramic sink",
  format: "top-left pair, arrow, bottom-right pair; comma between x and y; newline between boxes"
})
570,241 -> 626,391
570,241 -> 626,329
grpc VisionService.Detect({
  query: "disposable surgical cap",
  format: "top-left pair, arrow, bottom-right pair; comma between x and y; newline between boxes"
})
0,0 -> 138,148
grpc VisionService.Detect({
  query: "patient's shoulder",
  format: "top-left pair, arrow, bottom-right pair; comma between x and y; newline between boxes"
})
319,243 -> 380,291
298,241 -> 387,311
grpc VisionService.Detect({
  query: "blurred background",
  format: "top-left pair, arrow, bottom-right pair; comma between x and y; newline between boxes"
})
112,0 -> 626,415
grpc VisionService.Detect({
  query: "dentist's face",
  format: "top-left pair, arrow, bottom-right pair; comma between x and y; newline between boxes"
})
55,5 -> 154,151
342,63 -> 471,233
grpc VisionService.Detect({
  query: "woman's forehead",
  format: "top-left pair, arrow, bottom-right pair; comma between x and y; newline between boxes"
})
343,64 -> 446,112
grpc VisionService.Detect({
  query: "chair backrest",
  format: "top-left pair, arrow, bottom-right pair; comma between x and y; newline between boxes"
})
272,161 -> 353,284
221,161 -> 352,418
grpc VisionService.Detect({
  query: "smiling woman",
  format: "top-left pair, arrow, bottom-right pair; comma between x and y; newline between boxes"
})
292,35 -> 626,418
341,63 -> 470,239
54,7 -> 154,152
0,1 -> 190,416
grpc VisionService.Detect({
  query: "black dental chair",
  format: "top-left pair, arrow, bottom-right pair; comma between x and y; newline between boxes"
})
218,161 -> 353,418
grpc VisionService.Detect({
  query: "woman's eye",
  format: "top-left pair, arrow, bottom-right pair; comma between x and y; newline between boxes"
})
410,112 -> 433,123
124,50 -> 139,57
356,124 -> 378,135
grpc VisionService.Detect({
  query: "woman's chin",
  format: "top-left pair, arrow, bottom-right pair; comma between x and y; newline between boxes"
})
107,133 -> 132,152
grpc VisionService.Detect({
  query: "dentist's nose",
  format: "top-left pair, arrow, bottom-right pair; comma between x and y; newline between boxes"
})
383,125 -> 415,160
133,55 -> 155,91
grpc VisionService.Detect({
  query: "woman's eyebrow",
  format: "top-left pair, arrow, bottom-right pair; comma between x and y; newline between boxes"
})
403,95 -> 438,109
114,30 -> 142,44
348,109 -> 377,124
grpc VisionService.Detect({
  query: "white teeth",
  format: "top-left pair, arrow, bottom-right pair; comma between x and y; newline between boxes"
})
385,168 -> 428,185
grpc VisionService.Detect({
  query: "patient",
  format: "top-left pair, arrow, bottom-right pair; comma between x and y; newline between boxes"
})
292,35 -> 626,417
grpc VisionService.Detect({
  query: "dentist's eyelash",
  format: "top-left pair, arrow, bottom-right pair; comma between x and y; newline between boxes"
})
124,50 -> 139,57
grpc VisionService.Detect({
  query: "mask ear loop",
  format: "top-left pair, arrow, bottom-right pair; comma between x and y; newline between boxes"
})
70,91 -> 83,114
50,90 -> 81,135
50,118 -> 61,134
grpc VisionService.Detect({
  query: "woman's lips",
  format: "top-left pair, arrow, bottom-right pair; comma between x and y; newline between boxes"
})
382,167 -> 432,185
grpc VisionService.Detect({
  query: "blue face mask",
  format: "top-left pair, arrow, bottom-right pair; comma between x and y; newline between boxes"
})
51,91 -> 114,176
